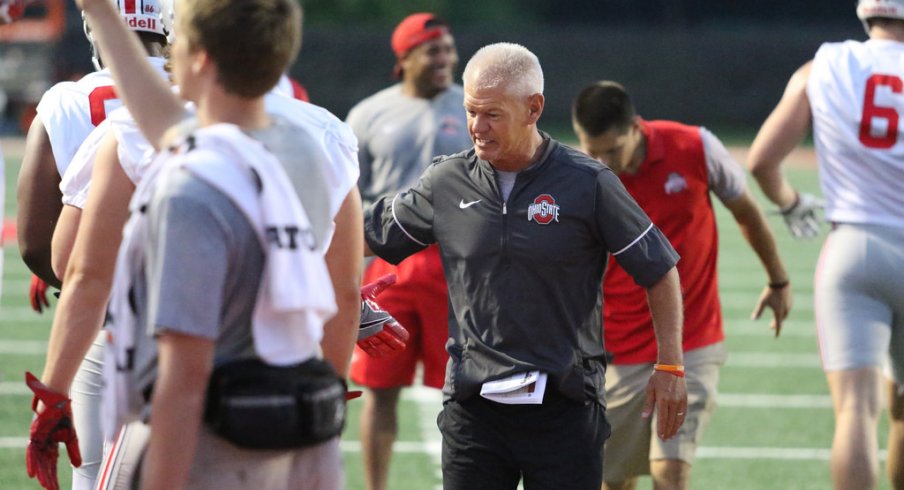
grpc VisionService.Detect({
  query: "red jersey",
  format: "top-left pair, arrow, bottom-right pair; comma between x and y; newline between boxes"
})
604,119 -> 723,364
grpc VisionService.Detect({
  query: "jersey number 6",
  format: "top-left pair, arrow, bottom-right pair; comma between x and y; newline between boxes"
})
859,74 -> 902,149
88,85 -> 118,127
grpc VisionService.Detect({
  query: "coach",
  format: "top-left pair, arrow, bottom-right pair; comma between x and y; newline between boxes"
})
364,42 -> 687,490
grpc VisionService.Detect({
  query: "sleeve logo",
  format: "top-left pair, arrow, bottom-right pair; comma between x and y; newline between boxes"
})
527,194 -> 560,225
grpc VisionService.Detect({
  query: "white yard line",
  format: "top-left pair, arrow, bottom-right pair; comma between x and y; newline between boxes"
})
697,446 -> 887,461
726,352 -> 821,368
0,308 -> 52,323
0,438 -> 885,462
718,393 -> 831,408
720,292 -> 813,310
0,382 -> 29,395
0,339 -> 48,354
0,437 -> 28,448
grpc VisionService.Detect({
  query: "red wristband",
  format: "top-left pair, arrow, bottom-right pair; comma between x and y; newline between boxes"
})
653,363 -> 686,378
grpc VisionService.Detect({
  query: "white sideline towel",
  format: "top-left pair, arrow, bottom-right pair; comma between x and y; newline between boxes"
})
102,123 -> 336,440
183,124 -> 337,364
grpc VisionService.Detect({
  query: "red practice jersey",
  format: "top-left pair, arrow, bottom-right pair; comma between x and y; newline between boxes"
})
603,119 -> 724,364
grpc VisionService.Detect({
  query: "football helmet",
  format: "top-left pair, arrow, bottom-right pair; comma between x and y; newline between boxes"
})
0,0 -> 27,25
83,0 -> 175,70
857,0 -> 904,34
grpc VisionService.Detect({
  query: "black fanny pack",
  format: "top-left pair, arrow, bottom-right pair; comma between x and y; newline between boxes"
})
204,357 -> 346,450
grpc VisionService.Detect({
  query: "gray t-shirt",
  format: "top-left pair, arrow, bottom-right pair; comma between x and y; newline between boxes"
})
132,119 -> 334,394
346,84 -> 472,208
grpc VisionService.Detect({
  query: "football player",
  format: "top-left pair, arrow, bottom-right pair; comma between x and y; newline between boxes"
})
748,1 -> 904,488
16,0 -> 172,314
18,2 -> 172,489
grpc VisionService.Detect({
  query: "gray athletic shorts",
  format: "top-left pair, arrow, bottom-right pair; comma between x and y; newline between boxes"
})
94,422 -> 343,490
602,342 -> 726,483
815,223 -> 904,384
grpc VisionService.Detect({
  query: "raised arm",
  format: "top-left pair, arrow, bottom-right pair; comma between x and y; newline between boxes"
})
77,0 -> 183,149
723,190 -> 792,336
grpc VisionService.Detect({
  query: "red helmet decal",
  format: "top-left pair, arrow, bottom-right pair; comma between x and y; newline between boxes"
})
527,194 -> 560,225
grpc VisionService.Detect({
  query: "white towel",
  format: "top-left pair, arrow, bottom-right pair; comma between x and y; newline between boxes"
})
102,123 -> 337,440
182,124 -> 337,364
102,151 -> 168,441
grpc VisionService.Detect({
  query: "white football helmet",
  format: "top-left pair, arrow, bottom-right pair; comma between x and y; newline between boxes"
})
83,0 -> 175,70
857,0 -> 904,34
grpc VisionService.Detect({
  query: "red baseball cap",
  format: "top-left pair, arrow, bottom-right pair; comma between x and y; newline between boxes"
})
391,12 -> 449,59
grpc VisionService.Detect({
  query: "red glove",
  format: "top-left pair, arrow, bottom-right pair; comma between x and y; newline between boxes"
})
0,0 -> 27,25
25,372 -> 81,490
29,275 -> 50,314
358,274 -> 409,358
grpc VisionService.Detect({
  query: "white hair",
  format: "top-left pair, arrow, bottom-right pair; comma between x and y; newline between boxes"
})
462,42 -> 544,98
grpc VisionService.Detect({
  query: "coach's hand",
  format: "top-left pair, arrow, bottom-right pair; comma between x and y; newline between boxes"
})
25,372 -> 81,490
358,274 -> 409,358
29,275 -> 50,314
642,370 -> 687,441
780,192 -> 824,240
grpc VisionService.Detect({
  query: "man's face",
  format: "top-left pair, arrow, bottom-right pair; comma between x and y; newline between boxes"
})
574,122 -> 642,175
401,33 -> 458,98
464,84 -> 536,168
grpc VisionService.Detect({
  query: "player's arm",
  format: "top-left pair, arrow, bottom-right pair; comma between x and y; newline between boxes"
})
747,61 -> 813,209
703,127 -> 792,335
50,205 -> 82,282
16,116 -> 62,288
642,266 -> 687,441
41,132 -> 134,392
320,188 -> 364,378
140,332 -> 214,490
723,190 -> 792,336
77,0 -> 183,149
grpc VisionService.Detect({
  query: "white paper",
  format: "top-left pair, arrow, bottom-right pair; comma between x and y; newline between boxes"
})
480,371 -> 547,404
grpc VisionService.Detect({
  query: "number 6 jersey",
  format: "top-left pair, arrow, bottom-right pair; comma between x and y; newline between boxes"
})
807,39 -> 904,228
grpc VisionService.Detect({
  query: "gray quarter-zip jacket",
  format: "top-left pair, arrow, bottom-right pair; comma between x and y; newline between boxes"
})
365,136 -> 679,405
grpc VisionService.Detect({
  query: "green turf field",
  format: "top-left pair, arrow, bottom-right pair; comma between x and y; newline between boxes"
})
0,142 -> 894,489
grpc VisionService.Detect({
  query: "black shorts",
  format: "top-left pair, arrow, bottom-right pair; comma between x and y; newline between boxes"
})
438,389 -> 610,490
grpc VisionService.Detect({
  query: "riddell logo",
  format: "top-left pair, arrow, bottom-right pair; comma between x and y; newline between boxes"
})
126,17 -> 156,30
527,194 -> 560,225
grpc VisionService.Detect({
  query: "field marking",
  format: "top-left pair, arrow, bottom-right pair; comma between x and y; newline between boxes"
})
0,339 -> 48,354
0,437 -> 28,448
719,393 -> 830,408
414,392 -> 443,489
0,437 -> 887,462
2,437 -> 883,462
720,292 -> 813,311
0,382 -> 835,408
0,308 -> 52,323
726,352 -> 821,368
0,382 -> 29,395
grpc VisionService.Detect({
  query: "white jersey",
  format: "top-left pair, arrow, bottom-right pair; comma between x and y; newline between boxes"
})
37,57 -> 168,178
61,82 -> 358,221
60,75 -> 354,210
807,39 -> 904,228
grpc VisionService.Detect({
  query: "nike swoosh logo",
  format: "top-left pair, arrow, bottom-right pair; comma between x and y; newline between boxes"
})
459,199 -> 482,209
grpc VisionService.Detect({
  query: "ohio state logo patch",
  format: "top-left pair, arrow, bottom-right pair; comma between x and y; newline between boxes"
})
527,194 -> 560,225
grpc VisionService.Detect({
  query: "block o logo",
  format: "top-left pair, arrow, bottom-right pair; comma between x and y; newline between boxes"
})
527,194 -> 560,225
